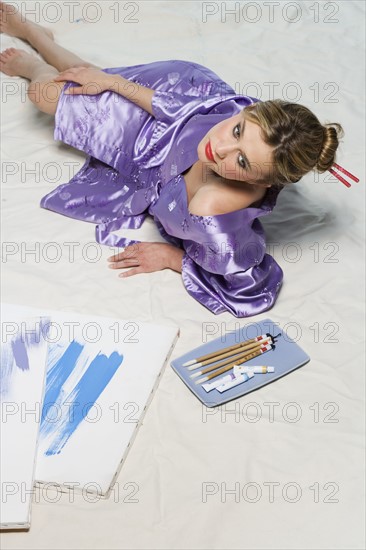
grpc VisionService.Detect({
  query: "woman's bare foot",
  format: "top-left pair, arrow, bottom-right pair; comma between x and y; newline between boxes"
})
0,1 -> 54,41
0,47 -> 43,78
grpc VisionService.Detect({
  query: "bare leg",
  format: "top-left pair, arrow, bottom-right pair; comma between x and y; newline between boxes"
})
0,48 -> 64,115
0,0 -> 102,116
0,0 -> 54,39
0,1 -> 100,71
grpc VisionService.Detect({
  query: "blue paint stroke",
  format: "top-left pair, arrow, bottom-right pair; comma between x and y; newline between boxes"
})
11,338 -> 30,371
13,316 -> 50,351
40,340 -> 84,433
0,344 -> 15,397
0,317 -> 49,397
40,347 -> 123,455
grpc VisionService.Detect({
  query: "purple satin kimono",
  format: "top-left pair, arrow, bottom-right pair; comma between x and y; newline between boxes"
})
40,60 -> 284,317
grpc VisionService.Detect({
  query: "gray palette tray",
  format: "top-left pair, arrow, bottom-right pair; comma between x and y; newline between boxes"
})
171,318 -> 310,407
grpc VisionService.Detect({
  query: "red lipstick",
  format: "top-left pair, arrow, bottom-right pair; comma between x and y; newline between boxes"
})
205,141 -> 215,162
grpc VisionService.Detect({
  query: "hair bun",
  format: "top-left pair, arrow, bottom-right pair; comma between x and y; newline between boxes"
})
316,123 -> 345,173
243,100 -> 345,186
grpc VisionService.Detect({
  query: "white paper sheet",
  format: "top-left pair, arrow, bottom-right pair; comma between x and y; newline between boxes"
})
0,313 -> 49,529
1,304 -> 179,497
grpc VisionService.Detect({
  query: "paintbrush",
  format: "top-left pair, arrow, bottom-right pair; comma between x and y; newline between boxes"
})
195,343 -> 274,385
186,336 -> 273,371
182,333 -> 272,367
190,341 -> 271,379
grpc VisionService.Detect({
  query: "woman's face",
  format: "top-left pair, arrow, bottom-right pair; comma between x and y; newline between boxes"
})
197,111 -> 274,187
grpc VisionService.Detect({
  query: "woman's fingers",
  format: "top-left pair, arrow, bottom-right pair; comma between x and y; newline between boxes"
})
106,251 -> 140,276
107,246 -> 139,263
64,83 -> 104,95
107,253 -> 125,262
108,258 -> 139,269
107,243 -> 171,277
53,68 -> 79,81
52,67 -> 108,95
107,246 -> 140,273
64,86 -> 84,95
119,268 -> 142,278
108,250 -> 139,269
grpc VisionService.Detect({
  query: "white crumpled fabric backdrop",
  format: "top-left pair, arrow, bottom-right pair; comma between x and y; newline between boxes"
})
1,1 -> 364,548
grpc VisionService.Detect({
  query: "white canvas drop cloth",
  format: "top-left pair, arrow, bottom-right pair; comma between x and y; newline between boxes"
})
1,1 -> 365,548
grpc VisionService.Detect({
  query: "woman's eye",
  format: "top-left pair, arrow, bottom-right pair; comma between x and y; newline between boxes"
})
233,124 -> 246,168
233,124 -> 240,139
238,154 -> 247,169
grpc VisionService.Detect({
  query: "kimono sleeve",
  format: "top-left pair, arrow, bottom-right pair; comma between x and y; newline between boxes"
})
180,219 -> 284,318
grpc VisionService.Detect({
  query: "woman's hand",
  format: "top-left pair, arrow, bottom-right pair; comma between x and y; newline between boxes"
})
53,69 -> 156,114
107,242 -> 184,277
53,67 -> 111,95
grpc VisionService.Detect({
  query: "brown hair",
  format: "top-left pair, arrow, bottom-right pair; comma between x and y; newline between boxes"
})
244,99 -> 345,188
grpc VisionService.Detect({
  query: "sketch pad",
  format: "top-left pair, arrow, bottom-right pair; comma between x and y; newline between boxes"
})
171,318 -> 310,407
1,304 -> 179,498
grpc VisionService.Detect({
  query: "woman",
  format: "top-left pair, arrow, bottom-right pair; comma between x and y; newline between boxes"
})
0,1 -> 345,317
